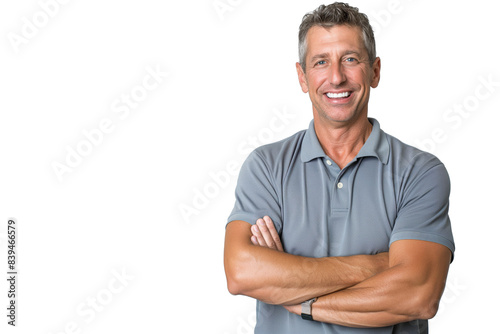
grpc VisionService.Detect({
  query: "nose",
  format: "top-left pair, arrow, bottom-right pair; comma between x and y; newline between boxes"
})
328,62 -> 346,86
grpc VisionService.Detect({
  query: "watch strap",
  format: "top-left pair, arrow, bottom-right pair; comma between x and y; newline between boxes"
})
301,297 -> 317,321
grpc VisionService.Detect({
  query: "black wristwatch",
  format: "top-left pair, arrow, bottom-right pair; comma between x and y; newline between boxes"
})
301,297 -> 317,321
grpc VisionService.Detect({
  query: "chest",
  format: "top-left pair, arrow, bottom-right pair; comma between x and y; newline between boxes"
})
280,158 -> 399,257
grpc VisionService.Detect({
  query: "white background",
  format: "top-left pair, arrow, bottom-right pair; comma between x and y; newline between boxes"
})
0,0 -> 498,333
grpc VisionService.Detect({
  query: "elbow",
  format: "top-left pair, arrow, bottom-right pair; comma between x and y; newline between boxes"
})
407,292 -> 441,320
224,250 -> 253,296
225,272 -> 284,305
413,280 -> 446,320
224,250 -> 280,304
417,299 -> 440,320
226,278 -> 239,295
392,270 -> 446,321
225,271 -> 245,296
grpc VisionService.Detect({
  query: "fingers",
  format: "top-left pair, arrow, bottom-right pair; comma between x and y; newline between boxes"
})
263,216 -> 284,252
283,303 -> 301,315
251,216 -> 284,252
250,226 -> 264,246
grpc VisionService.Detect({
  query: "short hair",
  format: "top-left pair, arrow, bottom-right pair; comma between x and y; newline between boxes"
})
298,2 -> 376,71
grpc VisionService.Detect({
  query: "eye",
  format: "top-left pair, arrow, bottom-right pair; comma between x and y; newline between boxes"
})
315,60 -> 327,66
344,57 -> 359,65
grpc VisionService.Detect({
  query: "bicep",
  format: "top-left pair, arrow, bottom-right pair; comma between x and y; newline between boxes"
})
224,220 -> 253,292
390,239 -> 452,267
389,239 -> 451,308
225,220 -> 253,253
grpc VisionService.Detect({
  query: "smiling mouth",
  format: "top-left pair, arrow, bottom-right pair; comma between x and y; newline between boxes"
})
325,91 -> 352,99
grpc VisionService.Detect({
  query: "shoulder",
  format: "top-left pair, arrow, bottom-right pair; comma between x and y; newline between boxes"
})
385,132 -> 447,174
245,129 -> 307,171
235,129 -> 307,201
384,132 -> 450,194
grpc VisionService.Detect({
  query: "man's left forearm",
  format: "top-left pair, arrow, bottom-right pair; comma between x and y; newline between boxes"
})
303,264 -> 435,327
286,240 -> 452,328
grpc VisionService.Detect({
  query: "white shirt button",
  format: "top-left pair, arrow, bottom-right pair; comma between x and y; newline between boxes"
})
337,182 -> 343,189
326,160 -> 332,166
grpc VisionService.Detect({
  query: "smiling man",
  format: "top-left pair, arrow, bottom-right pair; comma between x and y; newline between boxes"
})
224,3 -> 454,333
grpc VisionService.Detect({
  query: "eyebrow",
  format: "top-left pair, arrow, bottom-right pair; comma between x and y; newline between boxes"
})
310,53 -> 330,62
344,50 -> 362,57
310,50 -> 364,63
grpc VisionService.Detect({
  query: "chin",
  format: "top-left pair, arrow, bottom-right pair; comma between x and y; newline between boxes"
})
318,110 -> 359,124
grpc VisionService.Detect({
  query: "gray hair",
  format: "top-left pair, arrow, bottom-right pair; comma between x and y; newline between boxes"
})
298,2 -> 376,71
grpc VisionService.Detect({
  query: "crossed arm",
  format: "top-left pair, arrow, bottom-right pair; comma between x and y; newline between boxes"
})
224,216 -> 452,328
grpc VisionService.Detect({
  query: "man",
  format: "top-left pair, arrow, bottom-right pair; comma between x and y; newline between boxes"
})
224,2 -> 454,333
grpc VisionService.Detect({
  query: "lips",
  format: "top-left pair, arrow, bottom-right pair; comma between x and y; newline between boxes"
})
326,91 -> 351,99
324,91 -> 353,102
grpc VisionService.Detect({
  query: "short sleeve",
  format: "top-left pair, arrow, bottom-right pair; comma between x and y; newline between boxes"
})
227,150 -> 283,233
390,161 -> 455,261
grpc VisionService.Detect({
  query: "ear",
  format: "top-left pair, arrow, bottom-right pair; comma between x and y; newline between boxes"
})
296,62 -> 309,93
370,57 -> 381,88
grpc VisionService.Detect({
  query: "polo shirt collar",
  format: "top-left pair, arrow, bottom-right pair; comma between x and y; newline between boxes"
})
301,120 -> 328,162
301,118 -> 390,164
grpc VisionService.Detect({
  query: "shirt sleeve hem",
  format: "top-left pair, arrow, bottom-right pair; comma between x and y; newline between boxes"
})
390,231 -> 455,262
226,212 -> 283,233
226,214 -> 257,228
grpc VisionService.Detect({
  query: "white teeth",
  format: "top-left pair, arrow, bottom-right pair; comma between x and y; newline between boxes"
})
326,92 -> 350,98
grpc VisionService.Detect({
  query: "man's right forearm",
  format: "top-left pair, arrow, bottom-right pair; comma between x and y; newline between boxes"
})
224,220 -> 388,305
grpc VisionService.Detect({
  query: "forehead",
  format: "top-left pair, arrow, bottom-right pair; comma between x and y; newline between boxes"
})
305,25 -> 365,56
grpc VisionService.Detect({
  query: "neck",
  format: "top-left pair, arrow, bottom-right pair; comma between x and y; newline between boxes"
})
314,116 -> 372,170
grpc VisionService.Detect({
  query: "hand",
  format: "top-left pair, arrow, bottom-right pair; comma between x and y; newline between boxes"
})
250,216 -> 284,252
283,303 -> 301,315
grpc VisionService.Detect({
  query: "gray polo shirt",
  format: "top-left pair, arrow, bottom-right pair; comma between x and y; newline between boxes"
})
227,118 -> 455,334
